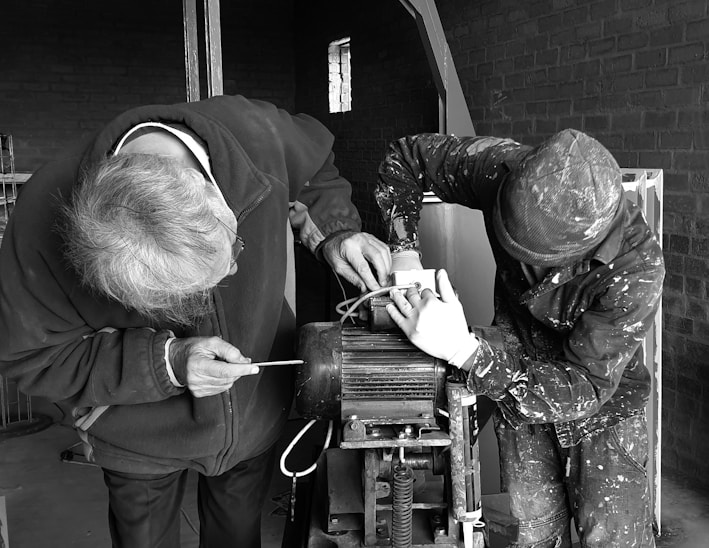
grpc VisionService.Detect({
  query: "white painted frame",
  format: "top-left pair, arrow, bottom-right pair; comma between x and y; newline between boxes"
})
622,168 -> 664,534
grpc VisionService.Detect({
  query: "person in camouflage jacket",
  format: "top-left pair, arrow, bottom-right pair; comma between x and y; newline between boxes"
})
377,129 -> 663,548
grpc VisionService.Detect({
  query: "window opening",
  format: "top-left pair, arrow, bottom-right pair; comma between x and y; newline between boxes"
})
328,38 -> 351,113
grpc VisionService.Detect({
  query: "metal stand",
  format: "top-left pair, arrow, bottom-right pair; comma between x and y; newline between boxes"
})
0,376 -> 52,440
300,383 -> 486,548
0,134 -> 17,247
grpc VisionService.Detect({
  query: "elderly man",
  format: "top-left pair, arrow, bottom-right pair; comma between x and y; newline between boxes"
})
376,129 -> 663,547
0,94 -> 390,548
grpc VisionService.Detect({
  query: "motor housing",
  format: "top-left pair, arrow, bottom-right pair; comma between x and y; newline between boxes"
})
295,321 -> 447,425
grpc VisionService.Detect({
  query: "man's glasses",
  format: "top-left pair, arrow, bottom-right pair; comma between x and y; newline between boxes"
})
215,217 -> 245,268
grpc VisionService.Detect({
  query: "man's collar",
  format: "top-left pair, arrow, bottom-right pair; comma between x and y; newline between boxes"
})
519,201 -> 626,302
114,122 -> 231,213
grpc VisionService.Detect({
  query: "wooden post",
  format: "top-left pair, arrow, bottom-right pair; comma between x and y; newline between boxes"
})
204,0 -> 223,98
182,0 -> 200,102
182,0 -> 223,102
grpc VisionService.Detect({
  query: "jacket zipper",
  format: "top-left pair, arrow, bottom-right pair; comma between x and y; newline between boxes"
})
215,184 -> 270,474
237,186 -> 270,224
209,291 -> 234,475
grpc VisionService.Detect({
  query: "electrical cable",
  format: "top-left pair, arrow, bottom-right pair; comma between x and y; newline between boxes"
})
334,296 -> 359,316
333,271 -> 358,325
333,271 -> 349,303
279,419 -> 334,479
337,283 -> 419,325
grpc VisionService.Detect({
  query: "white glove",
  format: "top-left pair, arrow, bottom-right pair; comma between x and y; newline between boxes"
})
386,270 -> 479,365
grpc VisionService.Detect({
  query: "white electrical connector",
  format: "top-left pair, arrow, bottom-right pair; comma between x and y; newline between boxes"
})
391,268 -> 438,294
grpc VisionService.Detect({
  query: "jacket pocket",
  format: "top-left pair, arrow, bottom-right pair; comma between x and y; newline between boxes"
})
72,406 -> 112,464
73,405 -> 111,431
609,413 -> 648,474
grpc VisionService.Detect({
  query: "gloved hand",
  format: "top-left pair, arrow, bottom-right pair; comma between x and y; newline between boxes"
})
321,231 -> 392,291
168,336 -> 258,398
386,269 -> 479,365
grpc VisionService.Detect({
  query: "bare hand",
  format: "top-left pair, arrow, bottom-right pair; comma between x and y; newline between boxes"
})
321,231 -> 392,292
169,337 -> 258,398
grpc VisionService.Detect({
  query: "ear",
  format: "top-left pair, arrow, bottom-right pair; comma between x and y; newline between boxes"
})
183,167 -> 208,187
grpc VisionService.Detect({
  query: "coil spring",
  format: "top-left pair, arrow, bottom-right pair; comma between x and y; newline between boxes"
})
391,463 -> 414,548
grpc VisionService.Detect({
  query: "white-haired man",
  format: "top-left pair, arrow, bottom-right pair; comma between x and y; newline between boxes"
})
0,94 -> 391,548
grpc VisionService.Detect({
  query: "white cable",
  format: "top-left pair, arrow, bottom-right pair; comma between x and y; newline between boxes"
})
333,271 -> 349,302
333,271 -> 360,324
335,296 -> 358,316
337,283 -> 419,325
280,419 -> 334,478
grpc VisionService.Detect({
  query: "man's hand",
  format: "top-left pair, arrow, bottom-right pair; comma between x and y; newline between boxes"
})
386,269 -> 478,364
321,231 -> 392,292
169,336 -> 258,398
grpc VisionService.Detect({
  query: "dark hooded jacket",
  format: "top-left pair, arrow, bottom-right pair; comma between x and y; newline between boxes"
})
0,95 -> 360,474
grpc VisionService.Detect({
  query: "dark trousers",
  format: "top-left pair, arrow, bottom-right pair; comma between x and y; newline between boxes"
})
495,412 -> 655,548
102,445 -> 278,548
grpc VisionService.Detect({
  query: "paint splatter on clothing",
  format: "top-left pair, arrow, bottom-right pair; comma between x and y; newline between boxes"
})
496,411 -> 656,547
376,132 -> 663,547
375,133 -> 665,443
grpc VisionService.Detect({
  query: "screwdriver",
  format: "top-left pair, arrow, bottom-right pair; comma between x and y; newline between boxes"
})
250,359 -> 304,367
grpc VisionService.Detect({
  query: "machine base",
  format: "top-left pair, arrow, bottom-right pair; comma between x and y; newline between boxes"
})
301,450 -> 485,548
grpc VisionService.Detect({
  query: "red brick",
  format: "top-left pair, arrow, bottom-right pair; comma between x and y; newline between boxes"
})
618,31 -> 649,51
659,131 -> 693,149
588,37 -> 616,56
602,54 -> 633,73
650,24 -> 685,46
687,18 -> 709,41
645,67 -> 679,87
644,110 -> 677,128
669,43 -> 707,65
636,48 -> 667,68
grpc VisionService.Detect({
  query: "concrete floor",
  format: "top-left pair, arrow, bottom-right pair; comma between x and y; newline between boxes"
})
0,401 -> 314,548
1,404 -> 709,548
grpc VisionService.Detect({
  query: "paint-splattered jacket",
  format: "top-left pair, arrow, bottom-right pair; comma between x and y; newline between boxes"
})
376,133 -> 665,446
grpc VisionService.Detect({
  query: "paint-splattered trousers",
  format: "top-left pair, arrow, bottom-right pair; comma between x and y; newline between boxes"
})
494,410 -> 656,548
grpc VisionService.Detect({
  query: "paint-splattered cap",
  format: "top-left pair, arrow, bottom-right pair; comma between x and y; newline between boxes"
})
492,129 -> 623,266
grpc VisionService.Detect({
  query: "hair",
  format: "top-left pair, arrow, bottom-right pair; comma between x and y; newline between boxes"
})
59,153 -> 226,325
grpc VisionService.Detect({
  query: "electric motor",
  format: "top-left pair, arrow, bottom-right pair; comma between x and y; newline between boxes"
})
295,321 -> 447,425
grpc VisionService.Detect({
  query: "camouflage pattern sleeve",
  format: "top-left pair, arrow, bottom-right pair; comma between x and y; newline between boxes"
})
469,246 -> 665,426
375,133 -> 528,253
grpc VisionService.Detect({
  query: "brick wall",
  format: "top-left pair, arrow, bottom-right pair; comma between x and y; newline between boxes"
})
294,0 -> 439,239
0,0 -> 295,172
433,0 -> 709,487
294,0 -> 709,487
4,0 -> 708,487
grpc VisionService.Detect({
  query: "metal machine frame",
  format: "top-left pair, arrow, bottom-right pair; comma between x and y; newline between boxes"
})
295,295 -> 488,547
